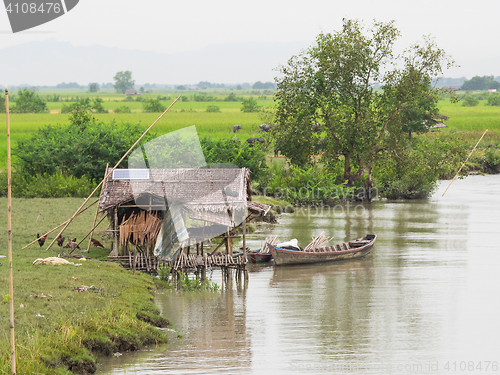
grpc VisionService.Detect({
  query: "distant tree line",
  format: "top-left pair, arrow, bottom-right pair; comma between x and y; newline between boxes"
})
461,75 -> 500,90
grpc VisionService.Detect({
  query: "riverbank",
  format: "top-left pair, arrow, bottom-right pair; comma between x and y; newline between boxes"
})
0,198 -> 169,374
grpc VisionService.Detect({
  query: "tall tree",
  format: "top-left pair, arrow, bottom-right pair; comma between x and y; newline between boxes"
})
273,19 -> 454,199
113,71 -> 135,94
89,82 -> 100,93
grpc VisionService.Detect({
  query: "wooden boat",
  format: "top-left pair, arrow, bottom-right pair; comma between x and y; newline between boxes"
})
269,234 -> 376,266
247,250 -> 273,264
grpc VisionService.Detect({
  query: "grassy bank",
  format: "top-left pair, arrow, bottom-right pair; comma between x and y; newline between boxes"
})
0,198 -> 169,374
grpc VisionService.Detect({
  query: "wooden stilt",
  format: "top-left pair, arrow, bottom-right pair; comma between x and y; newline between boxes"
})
111,207 -> 119,257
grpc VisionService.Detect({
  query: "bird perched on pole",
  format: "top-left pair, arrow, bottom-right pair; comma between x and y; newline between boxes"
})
37,234 -> 48,247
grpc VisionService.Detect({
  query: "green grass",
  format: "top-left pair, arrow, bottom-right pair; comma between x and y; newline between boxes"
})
437,99 -> 500,131
0,198 -> 169,374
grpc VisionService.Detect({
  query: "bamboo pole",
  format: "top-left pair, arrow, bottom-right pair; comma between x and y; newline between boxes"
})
442,129 -> 488,197
21,200 -> 98,250
87,163 -> 108,252
6,87 -> 16,374
45,95 -> 181,251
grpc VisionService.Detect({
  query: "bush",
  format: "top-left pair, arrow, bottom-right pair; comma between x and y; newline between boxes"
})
0,170 -> 96,198
200,138 -> 268,182
375,136 -> 469,199
487,93 -> 500,106
142,98 -> 166,112
114,106 -> 132,113
462,95 -> 479,107
241,97 -> 260,112
224,93 -> 240,102
14,108 -> 154,181
205,105 -> 220,112
61,97 -> 107,113
13,88 -> 47,113
261,163 -> 354,205
484,147 -> 500,168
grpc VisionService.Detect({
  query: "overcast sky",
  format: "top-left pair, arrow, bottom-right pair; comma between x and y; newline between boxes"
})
1,0 -> 499,83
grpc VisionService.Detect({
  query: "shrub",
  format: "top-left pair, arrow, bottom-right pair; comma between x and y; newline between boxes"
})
14,108 -> 154,181
374,136 -> 469,199
205,105 -> 220,112
114,106 -> 132,113
224,93 -> 240,102
61,97 -> 107,113
142,98 -> 166,112
200,138 -> 268,182
484,147 -> 500,167
13,88 -> 48,113
487,93 -> 500,106
241,97 -> 260,112
0,170 -> 96,198
261,163 -> 354,205
462,95 -> 479,107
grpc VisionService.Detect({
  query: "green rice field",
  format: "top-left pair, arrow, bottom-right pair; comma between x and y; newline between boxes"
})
1,89 -> 499,170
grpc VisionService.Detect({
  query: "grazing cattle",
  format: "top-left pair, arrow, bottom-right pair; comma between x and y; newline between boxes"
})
312,122 -> 321,133
246,137 -> 265,146
259,123 -> 273,132
233,125 -> 242,133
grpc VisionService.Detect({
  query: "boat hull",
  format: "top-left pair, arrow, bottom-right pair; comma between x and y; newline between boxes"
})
269,234 -> 376,266
247,252 -> 273,264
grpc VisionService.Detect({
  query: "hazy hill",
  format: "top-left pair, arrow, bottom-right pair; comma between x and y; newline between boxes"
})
0,39 -> 312,86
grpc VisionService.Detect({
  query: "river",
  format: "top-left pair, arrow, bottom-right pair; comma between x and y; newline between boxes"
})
97,175 -> 500,374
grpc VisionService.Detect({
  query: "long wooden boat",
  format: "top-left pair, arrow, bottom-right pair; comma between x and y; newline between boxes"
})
269,234 -> 376,266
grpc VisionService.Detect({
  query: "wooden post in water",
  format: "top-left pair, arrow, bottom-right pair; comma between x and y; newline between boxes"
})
6,87 -> 16,374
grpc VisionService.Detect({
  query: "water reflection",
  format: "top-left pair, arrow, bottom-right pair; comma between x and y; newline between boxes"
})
97,175 -> 500,375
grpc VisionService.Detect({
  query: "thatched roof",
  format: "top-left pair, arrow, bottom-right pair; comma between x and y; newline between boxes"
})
99,168 -> 270,217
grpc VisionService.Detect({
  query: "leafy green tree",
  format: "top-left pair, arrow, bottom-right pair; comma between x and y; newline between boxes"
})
13,88 -> 48,113
487,93 -> 500,106
14,108 -> 153,181
142,98 -> 166,112
273,19 -> 454,199
0,94 -> 5,113
400,90 -> 440,140
241,97 -> 260,112
89,83 -> 100,93
113,71 -> 135,94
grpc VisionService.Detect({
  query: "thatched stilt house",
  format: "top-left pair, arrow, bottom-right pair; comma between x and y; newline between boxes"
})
99,168 -> 270,272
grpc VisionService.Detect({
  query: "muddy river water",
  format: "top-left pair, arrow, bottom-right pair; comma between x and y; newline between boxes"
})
97,175 -> 500,374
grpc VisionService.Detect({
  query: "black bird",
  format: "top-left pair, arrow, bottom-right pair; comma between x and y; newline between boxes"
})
56,235 -> 65,248
37,233 -> 48,247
